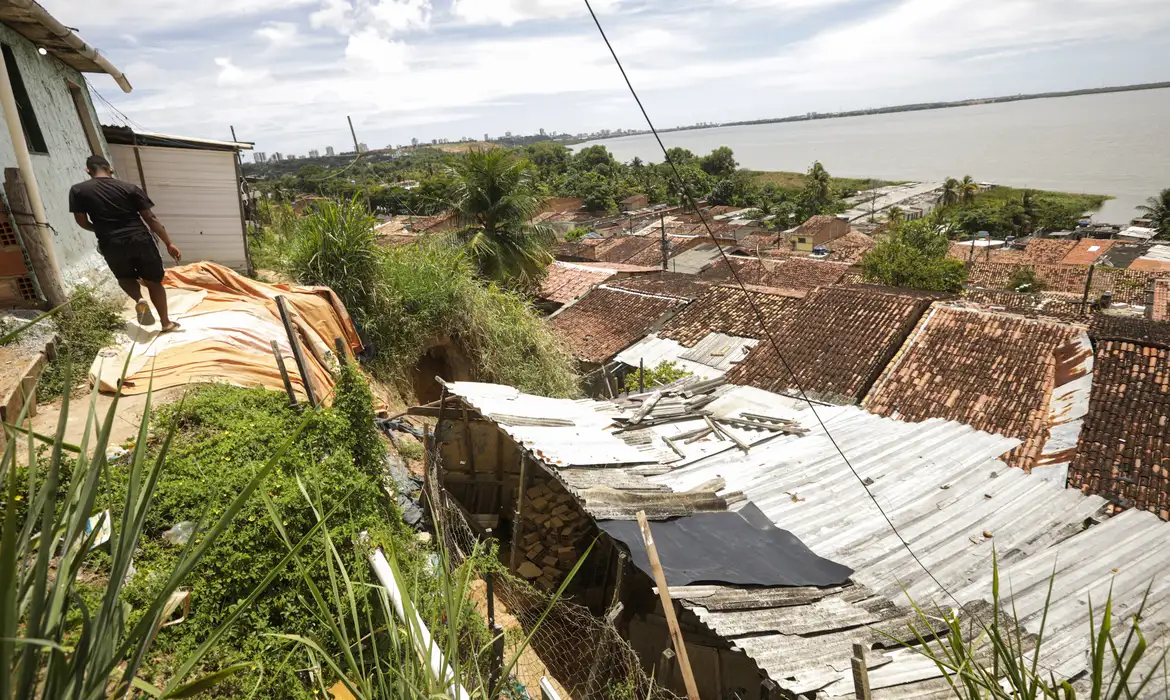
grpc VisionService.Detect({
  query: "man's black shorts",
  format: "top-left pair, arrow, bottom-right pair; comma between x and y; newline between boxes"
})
98,233 -> 164,283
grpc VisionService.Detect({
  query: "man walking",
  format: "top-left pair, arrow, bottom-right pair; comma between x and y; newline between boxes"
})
69,155 -> 182,331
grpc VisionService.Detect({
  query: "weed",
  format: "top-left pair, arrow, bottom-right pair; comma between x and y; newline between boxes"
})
40,286 -> 124,399
623,361 -> 694,393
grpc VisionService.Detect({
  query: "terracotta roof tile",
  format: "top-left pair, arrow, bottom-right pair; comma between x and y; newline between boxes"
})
1090,315 -> 1170,347
593,236 -> 659,264
604,271 -> 709,300
1128,258 -> 1170,273
726,286 -> 929,403
621,235 -> 706,267
947,243 -> 1029,264
1154,280 -> 1170,322
1024,238 -> 1079,264
539,262 -> 614,305
548,287 -> 685,364
967,262 -> 1159,305
864,306 -> 1081,470
1068,341 -> 1170,519
961,289 -> 1089,322
1060,239 -> 1115,265
659,285 -> 802,347
700,256 -> 851,290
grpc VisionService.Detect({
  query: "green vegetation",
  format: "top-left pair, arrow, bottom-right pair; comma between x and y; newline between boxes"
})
446,148 -> 555,288
896,552 -> 1168,699
40,286 -> 124,399
623,360 -> 694,393
1138,187 -> 1170,238
288,195 -> 383,314
1007,266 -> 1048,293
939,180 -> 1108,238
861,218 -> 967,292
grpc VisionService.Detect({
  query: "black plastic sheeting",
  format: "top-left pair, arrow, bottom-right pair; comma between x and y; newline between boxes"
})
598,504 -> 852,588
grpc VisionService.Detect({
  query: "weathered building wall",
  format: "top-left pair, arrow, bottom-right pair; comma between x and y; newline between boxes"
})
0,24 -> 114,293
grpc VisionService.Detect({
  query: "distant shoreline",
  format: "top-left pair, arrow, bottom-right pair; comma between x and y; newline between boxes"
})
573,81 -> 1170,143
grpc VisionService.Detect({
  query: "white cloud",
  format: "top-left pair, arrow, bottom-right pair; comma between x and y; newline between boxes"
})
370,0 -> 431,33
344,28 -> 410,73
214,57 -> 271,87
43,0 -> 317,31
310,0 -> 355,31
450,0 -> 621,27
255,21 -> 301,48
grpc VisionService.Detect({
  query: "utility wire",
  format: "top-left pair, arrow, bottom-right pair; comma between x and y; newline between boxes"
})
581,0 -> 968,613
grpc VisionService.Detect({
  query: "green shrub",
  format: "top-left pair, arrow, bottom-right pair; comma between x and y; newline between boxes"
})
1007,266 -> 1047,293
41,286 -> 124,399
861,219 -> 968,293
288,196 -> 382,316
623,361 -> 694,393
110,384 -> 402,697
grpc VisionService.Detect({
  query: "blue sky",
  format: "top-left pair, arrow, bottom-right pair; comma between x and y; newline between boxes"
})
43,0 -> 1170,155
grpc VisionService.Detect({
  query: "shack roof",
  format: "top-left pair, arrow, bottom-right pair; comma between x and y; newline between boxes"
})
959,289 -> 1088,321
548,286 -> 685,364
1024,238 -> 1078,264
1061,238 -> 1114,265
614,332 -> 758,379
864,306 -> 1089,471
659,284 -> 802,347
1068,339 -> 1170,519
727,286 -> 929,403
604,270 -> 708,300
538,261 -> 614,305
700,256 -> 851,290
440,380 -> 1170,697
0,0 -> 131,91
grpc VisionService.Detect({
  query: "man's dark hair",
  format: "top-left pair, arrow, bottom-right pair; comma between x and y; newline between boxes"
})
86,155 -> 112,173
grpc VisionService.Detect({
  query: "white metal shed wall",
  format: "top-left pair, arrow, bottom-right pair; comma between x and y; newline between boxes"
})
107,144 -> 249,271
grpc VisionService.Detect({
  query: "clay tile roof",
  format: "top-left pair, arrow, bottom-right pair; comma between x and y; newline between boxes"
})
1068,341 -> 1170,519
1025,238 -> 1078,264
1060,239 -> 1115,265
734,232 -> 783,253
1129,258 -> 1170,273
1154,280 -> 1170,322
1090,315 -> 1170,347
947,243 -> 1029,264
967,262 -> 1159,305
798,215 -> 840,234
539,262 -> 614,305
593,236 -> 659,264
725,286 -> 930,403
658,285 -> 802,347
553,239 -> 603,261
548,287 -> 685,364
864,306 -> 1082,470
822,231 -> 875,263
700,256 -> 851,290
960,289 -> 1088,322
620,235 -> 706,268
604,271 -> 709,300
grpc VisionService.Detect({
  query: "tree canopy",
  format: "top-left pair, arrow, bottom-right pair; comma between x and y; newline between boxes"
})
861,218 -> 967,292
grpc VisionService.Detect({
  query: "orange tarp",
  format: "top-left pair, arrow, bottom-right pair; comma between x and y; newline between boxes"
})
90,262 -> 363,402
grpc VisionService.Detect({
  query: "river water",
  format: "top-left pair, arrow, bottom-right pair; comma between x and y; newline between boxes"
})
576,88 -> 1170,224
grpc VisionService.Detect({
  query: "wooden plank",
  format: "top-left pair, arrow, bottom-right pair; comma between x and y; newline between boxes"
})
851,642 -> 872,700
637,510 -> 700,700
509,454 -> 529,572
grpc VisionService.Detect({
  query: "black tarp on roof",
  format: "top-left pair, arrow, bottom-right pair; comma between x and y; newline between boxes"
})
598,503 -> 852,588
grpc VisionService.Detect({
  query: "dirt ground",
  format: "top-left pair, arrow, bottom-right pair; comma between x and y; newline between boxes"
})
467,577 -> 570,699
29,385 -> 189,455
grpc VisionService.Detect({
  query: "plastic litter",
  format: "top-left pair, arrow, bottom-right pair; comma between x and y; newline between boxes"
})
163,521 -> 198,546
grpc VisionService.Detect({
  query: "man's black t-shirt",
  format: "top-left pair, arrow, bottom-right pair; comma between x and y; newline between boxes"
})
68,177 -> 154,244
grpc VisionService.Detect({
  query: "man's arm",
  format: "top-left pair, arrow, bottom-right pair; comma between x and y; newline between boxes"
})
73,212 -> 94,232
140,209 -> 181,262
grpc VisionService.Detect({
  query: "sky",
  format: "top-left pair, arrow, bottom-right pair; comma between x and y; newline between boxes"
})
44,0 -> 1170,156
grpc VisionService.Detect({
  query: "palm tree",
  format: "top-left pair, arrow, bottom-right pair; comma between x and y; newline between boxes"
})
960,175 -> 979,205
804,160 -> 833,214
445,148 -> 555,287
938,177 -> 960,207
886,206 -> 905,224
1137,187 -> 1170,238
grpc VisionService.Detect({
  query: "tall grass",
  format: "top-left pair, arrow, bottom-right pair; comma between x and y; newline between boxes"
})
288,196 -> 383,316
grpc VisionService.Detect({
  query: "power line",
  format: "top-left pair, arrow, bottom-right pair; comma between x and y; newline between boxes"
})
580,0 -> 969,613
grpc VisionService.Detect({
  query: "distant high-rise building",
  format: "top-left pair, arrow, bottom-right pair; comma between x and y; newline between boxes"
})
326,146 -> 335,156
484,133 -> 489,142
411,137 -> 419,147
253,152 -> 267,164
272,152 -> 283,161
358,143 -> 369,153
505,131 -> 512,138
308,149 -> 320,158
539,128 -> 546,136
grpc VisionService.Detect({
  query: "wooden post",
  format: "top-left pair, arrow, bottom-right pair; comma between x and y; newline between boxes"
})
637,511 -> 700,700
275,295 -> 317,407
760,678 -> 780,700
639,358 -> 645,393
462,407 -> 479,510
655,648 -> 677,688
334,336 -> 348,366
3,169 -> 66,310
660,212 -> 668,270
1080,264 -> 1096,315
851,642 -> 872,700
508,454 -> 529,572
270,340 -> 298,408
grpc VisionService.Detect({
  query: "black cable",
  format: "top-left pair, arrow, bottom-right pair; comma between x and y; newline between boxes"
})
581,0 -> 968,612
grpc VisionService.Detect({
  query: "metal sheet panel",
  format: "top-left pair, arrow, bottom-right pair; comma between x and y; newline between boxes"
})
108,144 -> 249,271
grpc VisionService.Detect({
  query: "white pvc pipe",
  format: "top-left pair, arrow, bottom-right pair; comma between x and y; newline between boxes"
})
0,45 -> 64,289
369,548 -> 470,699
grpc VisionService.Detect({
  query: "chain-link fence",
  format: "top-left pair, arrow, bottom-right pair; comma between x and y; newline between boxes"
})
426,447 -> 677,700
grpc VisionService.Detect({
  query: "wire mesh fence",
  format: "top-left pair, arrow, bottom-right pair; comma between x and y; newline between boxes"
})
426,445 -> 677,700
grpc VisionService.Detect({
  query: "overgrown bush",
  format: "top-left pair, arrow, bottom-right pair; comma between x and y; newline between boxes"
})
41,286 -> 124,398
287,196 -> 382,317
623,361 -> 694,393
1008,266 -> 1048,293
111,383 -> 402,697
861,219 -> 968,292
249,199 -> 298,270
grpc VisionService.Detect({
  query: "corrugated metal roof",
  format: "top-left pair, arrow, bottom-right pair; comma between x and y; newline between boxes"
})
666,243 -> 723,274
443,381 -> 1170,696
614,332 -> 757,377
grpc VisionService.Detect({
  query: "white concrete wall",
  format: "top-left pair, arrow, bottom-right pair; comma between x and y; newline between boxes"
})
0,24 -> 116,294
